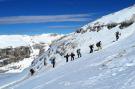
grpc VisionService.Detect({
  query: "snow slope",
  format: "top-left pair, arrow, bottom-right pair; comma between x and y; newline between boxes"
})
1,5 -> 135,89
83,4 -> 135,29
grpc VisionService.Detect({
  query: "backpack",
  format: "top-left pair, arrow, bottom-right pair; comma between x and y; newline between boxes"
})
77,49 -> 80,53
96,41 -> 101,47
96,42 -> 99,47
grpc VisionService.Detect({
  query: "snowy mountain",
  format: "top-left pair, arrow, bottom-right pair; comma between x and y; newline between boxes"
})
0,34 -> 63,48
1,5 -> 135,89
0,34 -> 63,73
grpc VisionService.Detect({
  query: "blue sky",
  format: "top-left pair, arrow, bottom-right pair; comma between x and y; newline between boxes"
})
0,0 -> 135,35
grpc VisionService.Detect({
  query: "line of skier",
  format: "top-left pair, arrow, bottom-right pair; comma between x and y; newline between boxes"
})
64,49 -> 81,62
51,31 -> 121,67
30,31 -> 121,76
64,41 -> 102,63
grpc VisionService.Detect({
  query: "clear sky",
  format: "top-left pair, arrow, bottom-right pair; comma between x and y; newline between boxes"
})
0,0 -> 135,35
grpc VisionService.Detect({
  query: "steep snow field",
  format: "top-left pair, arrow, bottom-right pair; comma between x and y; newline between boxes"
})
83,4 -> 135,29
1,5 -> 135,89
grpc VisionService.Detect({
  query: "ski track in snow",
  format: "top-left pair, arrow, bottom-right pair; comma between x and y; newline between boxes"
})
1,73 -> 31,89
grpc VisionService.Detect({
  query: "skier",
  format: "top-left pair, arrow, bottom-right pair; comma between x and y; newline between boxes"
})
89,44 -> 94,53
64,53 -> 70,62
44,58 -> 47,66
96,41 -> 102,50
30,68 -> 35,76
50,57 -> 56,68
51,57 -> 56,68
71,52 -> 75,61
76,49 -> 82,58
115,31 -> 121,41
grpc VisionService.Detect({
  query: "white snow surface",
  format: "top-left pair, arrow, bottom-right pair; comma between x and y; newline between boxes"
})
1,5 -> 135,89
0,34 -> 62,48
83,4 -> 135,29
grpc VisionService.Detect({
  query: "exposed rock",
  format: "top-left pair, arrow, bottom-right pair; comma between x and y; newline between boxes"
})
0,46 -> 31,67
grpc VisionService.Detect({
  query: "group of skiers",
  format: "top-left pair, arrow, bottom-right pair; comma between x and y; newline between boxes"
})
63,41 -> 102,64
64,48 -> 82,62
30,31 -> 121,76
89,41 -> 102,53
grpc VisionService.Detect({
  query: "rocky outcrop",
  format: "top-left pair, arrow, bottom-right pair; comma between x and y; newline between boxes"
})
0,46 -> 31,67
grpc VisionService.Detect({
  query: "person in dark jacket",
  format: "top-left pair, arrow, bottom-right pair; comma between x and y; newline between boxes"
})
64,53 -> 70,62
96,41 -> 102,50
76,49 -> 82,58
51,57 -> 56,68
30,68 -> 35,76
115,31 -> 121,41
89,44 -> 94,53
44,58 -> 47,66
71,52 -> 75,61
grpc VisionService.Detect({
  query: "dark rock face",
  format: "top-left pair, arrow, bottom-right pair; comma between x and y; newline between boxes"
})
33,43 -> 46,56
0,46 -> 31,67
119,20 -> 134,29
